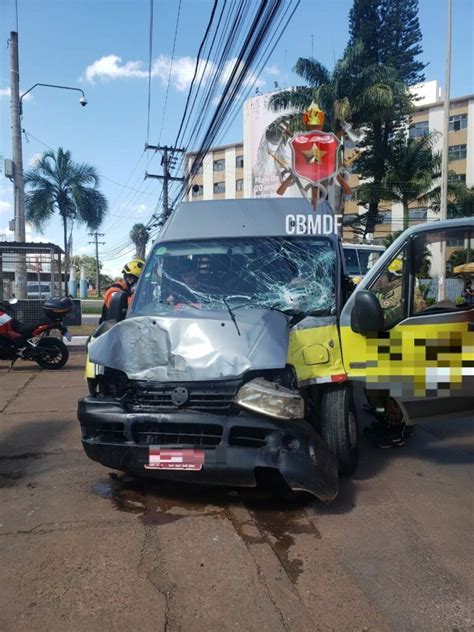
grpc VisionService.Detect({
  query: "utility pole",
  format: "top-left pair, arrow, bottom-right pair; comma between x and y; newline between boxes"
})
145,144 -> 185,224
439,0 -> 452,301
88,232 -> 105,297
10,31 -> 27,298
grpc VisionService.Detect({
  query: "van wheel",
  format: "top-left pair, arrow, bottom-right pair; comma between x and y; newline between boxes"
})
319,384 -> 358,475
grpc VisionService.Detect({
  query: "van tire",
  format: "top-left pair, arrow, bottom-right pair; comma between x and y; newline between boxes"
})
319,384 -> 358,475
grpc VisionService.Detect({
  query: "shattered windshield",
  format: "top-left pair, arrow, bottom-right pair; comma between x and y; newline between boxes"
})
131,237 -> 336,316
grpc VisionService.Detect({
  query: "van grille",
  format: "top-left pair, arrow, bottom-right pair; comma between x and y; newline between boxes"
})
125,380 -> 241,415
132,421 -> 223,447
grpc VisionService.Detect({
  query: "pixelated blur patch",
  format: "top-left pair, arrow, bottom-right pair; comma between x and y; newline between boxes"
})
363,324 -> 473,398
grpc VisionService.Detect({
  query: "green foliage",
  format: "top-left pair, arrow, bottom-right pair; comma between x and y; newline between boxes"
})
358,131 -> 441,230
25,148 -> 108,290
447,186 -> 474,218
70,255 -> 114,291
129,223 -> 150,260
269,0 -> 426,236
25,148 -> 108,233
447,248 -> 474,277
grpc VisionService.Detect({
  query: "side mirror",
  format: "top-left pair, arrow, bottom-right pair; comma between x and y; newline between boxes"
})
107,291 -> 129,323
350,290 -> 384,334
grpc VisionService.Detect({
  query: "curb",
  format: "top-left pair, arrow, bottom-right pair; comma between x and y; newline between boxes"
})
65,336 -> 88,347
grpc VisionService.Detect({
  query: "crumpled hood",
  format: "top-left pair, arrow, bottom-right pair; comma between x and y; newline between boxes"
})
88,310 -> 289,381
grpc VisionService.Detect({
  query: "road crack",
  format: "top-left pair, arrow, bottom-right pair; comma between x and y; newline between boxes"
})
0,374 -> 37,413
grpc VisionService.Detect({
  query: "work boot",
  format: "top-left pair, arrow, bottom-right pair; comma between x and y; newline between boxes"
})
375,422 -> 407,449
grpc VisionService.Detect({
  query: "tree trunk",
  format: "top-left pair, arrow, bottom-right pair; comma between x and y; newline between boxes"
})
62,214 -> 68,296
403,201 -> 410,231
137,239 -> 145,261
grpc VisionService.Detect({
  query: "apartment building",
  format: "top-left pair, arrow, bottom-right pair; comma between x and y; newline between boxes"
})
343,80 -> 474,240
187,82 -> 472,247
186,143 -> 244,202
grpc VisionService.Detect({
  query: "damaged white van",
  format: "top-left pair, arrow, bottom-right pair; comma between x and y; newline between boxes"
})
78,199 -> 473,501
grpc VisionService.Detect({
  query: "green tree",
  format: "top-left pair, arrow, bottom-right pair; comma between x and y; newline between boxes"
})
269,0 -> 425,236
129,223 -> 150,260
359,132 -> 441,230
447,248 -> 474,277
348,0 -> 426,234
24,148 -> 108,292
70,255 -> 114,292
447,186 -> 474,218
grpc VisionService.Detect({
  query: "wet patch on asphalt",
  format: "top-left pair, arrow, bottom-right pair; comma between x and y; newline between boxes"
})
91,473 -> 320,583
0,471 -> 25,487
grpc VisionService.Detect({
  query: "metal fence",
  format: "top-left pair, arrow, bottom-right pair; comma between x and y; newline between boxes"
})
7,299 -> 82,326
0,241 -> 64,301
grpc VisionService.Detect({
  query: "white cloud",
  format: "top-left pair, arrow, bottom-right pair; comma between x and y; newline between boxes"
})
84,54 -> 148,82
0,87 -> 32,101
28,153 -> 43,167
0,199 -> 12,215
264,64 -> 280,76
152,55 -> 214,92
84,54 -> 213,92
220,58 -> 265,90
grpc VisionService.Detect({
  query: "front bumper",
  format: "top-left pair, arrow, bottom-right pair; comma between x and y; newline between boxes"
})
78,397 -> 338,502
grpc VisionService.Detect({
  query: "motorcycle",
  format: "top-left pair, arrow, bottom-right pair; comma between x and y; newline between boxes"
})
0,296 -> 73,369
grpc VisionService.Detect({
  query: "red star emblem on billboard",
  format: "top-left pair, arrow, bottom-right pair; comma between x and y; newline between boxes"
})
290,131 -> 341,185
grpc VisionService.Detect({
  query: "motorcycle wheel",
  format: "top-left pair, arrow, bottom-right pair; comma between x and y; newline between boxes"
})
35,337 -> 69,370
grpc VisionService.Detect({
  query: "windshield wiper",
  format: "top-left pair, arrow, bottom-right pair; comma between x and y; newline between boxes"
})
223,297 -> 241,336
232,301 -> 299,316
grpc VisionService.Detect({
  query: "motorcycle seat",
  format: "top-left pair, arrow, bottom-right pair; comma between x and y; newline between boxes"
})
11,318 -> 51,338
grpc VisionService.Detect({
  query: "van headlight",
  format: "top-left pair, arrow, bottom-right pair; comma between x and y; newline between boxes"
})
235,378 -> 304,420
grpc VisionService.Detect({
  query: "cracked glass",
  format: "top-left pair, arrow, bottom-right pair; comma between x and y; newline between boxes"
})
131,237 -> 337,317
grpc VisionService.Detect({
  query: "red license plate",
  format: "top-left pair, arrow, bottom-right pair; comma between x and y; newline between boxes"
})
145,448 -> 205,471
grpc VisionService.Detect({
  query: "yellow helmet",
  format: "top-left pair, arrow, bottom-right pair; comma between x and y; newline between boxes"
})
388,258 -> 403,275
122,259 -> 145,277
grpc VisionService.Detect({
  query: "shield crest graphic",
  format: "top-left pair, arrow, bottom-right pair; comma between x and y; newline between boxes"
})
290,131 -> 341,185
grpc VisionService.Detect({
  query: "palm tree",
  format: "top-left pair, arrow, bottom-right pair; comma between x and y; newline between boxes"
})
270,47 -> 408,133
129,223 -> 150,260
269,48 -> 412,234
362,132 -> 441,230
25,148 -> 108,293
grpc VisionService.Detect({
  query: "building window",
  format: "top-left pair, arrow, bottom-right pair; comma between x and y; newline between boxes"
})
447,237 -> 464,247
448,173 -> 466,184
214,181 -> 225,194
448,144 -> 467,161
213,158 -> 225,172
448,113 -> 467,132
409,208 -> 427,221
409,120 -> 429,139
236,178 -> 243,192
379,211 -> 392,224
236,155 -> 244,168
192,184 -> 203,197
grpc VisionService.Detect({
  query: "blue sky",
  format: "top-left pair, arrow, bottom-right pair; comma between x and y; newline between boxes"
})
1,0 -> 473,277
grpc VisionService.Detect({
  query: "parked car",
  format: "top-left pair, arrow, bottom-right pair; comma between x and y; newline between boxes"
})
27,282 -> 52,298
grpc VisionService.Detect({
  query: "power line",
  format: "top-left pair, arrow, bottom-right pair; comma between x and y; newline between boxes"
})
157,0 -> 182,145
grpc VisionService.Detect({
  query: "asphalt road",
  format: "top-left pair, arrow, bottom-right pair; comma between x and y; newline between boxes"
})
0,353 -> 472,632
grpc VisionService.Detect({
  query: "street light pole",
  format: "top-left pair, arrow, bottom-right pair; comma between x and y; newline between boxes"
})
10,31 -> 26,297
438,0 -> 452,301
9,29 -> 88,298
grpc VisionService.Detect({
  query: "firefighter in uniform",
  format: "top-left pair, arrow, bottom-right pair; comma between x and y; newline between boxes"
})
100,259 -> 145,322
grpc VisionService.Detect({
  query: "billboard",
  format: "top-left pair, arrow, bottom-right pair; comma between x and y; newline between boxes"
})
243,91 -> 301,199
